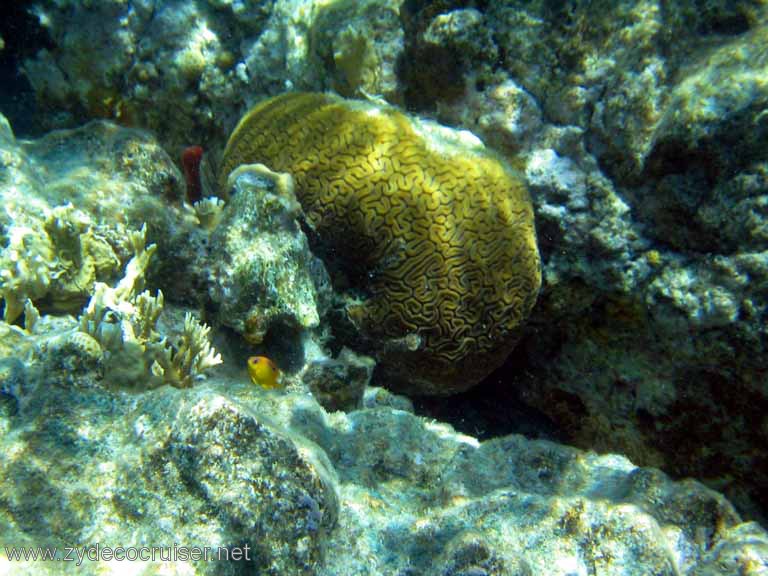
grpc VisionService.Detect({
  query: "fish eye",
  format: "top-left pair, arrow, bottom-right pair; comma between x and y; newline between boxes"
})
103,309 -> 121,323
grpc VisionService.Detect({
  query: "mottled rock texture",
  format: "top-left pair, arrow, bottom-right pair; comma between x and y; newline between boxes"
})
0,372 -> 337,575
0,327 -> 765,575
209,163 -> 330,346
18,0 -> 405,155
475,2 -> 768,525
302,348 -> 374,412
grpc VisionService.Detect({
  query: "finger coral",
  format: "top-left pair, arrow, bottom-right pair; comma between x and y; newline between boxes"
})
78,225 -> 222,389
220,92 -> 541,394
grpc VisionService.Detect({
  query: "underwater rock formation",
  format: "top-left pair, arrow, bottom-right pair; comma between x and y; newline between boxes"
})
381,1 -> 768,522
0,103 -> 765,574
310,0 -> 404,101
19,0 -> 365,152
220,92 -> 541,395
0,113 -> 185,323
302,348 -> 374,412
208,163 -> 331,347
483,4 -> 768,523
8,0 -> 768,543
0,328 -> 766,574
168,390 -> 339,573
0,373 -> 338,574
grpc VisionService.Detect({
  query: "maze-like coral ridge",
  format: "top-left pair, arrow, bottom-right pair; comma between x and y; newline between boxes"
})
220,93 -> 541,394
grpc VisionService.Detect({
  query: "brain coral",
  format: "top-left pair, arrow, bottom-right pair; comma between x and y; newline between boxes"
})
220,92 -> 540,395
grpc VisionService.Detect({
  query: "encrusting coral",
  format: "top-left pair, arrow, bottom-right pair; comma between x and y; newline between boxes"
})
0,203 -> 121,324
0,224 -> 51,324
77,225 -> 221,389
219,92 -> 541,395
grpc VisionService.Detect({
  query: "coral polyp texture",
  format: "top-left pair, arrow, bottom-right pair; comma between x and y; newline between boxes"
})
220,92 -> 541,395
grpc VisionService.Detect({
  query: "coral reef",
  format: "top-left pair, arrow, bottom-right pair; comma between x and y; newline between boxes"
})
19,0 -> 328,153
0,202 -> 124,323
0,111 -> 222,394
309,0 -> 404,100
0,115 -> 184,325
386,1 -> 768,522
475,4 -> 768,522
399,5 -> 498,111
209,163 -> 331,348
220,92 -> 541,395
77,226 -> 222,389
0,108 -> 328,392
7,0 -> 768,546
0,39 -> 767,570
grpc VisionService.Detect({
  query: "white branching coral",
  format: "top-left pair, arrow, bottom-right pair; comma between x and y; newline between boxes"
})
149,312 -> 223,388
114,225 -> 157,302
78,224 -> 222,389
193,197 -> 226,230
23,299 -> 40,334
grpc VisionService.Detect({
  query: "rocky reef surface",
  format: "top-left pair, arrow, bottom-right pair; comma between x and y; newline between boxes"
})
0,109 -> 765,573
1,0 -> 768,571
0,101 -> 764,574
3,347 -> 768,575
0,99 -> 766,575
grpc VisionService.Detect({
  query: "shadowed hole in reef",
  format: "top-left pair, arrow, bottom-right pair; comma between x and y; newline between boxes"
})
209,319 -> 305,386
0,1 -> 51,137
397,0 -> 488,112
411,345 -> 564,442
259,320 -> 306,374
228,320 -> 306,377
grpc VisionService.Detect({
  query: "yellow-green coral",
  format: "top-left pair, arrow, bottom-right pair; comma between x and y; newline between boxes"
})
0,204 -> 121,324
220,92 -> 541,394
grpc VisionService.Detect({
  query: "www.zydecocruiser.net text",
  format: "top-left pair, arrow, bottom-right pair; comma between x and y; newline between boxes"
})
4,544 -> 252,566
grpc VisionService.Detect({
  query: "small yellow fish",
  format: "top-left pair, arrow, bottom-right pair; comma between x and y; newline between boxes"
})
247,356 -> 282,389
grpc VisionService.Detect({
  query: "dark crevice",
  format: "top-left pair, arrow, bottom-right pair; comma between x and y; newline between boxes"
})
0,2 -> 52,137
397,0 -> 487,112
412,343 -> 565,442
